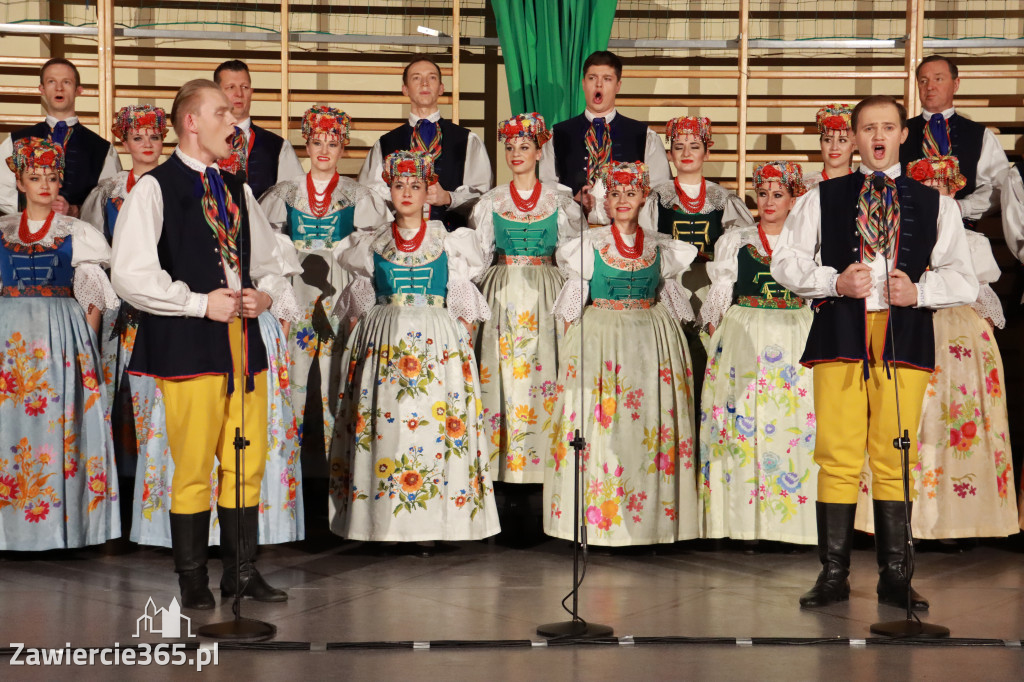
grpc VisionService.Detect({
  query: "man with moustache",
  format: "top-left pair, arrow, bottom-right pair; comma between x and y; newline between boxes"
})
358,54 -> 491,230
899,55 -> 1009,228
540,50 -> 671,216
772,95 -> 977,612
214,60 -> 304,199
111,79 -> 297,609
0,58 -> 121,216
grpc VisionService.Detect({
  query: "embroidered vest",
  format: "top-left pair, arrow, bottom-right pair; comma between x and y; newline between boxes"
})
0,232 -> 75,296
551,113 -> 649,197
657,204 -> 725,260
734,244 -> 802,309
493,211 -> 559,257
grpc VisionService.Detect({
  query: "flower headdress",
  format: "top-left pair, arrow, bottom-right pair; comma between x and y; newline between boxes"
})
815,104 -> 853,136
753,160 -> 805,197
111,105 -> 168,141
665,116 -> 713,146
6,137 -> 64,178
906,155 -> 966,194
598,161 -> 651,197
497,112 -> 551,148
301,105 -> 352,144
382,150 -> 437,185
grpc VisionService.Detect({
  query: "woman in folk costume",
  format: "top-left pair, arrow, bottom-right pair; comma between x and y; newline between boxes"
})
698,161 -> 817,546
80,105 -> 167,482
328,150 -> 500,544
545,161 -> 699,546
260,106 -> 389,459
643,116 -> 754,409
855,155 -> 1018,540
470,113 -> 583,484
803,104 -> 855,190
0,138 -> 120,549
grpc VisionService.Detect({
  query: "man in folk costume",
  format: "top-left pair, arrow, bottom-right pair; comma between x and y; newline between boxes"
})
214,59 -> 305,199
0,58 -> 121,217
539,50 -> 671,219
899,55 -> 1009,229
111,80 -> 299,609
358,54 -> 492,230
772,95 -> 978,611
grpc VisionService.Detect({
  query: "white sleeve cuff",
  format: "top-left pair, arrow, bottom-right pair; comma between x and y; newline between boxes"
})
827,273 -> 840,298
658,279 -> 694,323
258,279 -> 302,324
972,283 -> 1005,329
332,276 -> 376,320
186,292 -> 208,318
73,264 -> 119,312
447,278 -> 491,323
552,279 -> 588,323
700,281 -> 733,330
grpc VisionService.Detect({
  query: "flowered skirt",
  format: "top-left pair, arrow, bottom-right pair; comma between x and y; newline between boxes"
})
0,298 -> 120,550
328,303 -> 501,541
543,303 -> 697,546
476,262 -> 564,483
854,305 -> 1018,538
130,312 -> 304,545
287,248 -> 351,465
699,305 -> 817,544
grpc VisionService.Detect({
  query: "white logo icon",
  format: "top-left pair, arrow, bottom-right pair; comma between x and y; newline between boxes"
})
134,597 -> 195,639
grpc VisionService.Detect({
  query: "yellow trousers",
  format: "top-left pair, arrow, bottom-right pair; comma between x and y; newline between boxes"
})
156,319 -> 268,514
812,311 -> 931,503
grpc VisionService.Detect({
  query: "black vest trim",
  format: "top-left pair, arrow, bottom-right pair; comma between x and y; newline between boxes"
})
551,113 -> 649,197
13,121 -> 112,208
899,113 -> 984,201
245,123 -> 286,199
378,119 -> 470,230
799,172 -> 938,373
126,154 -> 268,387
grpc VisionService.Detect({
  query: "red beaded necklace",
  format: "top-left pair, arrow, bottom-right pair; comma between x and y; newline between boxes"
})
674,176 -> 706,213
509,180 -> 542,212
307,172 -> 340,218
19,210 -> 56,245
611,222 -> 644,259
393,219 -> 427,252
757,223 -> 777,256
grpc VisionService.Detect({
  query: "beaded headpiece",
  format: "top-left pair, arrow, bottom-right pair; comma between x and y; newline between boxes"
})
497,112 -> 551,148
753,160 -> 805,197
6,137 -> 64,178
665,116 -> 713,146
598,161 -> 651,197
111,105 -> 168,141
815,104 -> 853,135
301,105 -> 352,144
382,150 -> 437,185
906,155 -> 966,194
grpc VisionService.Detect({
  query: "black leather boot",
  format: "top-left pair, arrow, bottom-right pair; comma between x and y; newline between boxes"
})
874,500 -> 929,611
218,506 -> 288,602
169,511 -> 215,610
799,502 -> 856,608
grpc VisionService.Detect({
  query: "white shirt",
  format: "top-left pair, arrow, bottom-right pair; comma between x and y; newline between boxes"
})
771,163 -> 978,311
0,115 -> 122,215
356,109 -> 492,214
538,107 -> 672,192
919,107 -> 1009,221
110,147 -> 298,321
1001,165 -> 1024,264
235,117 -> 305,191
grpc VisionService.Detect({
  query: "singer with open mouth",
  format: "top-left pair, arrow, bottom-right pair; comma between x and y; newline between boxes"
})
770,95 -> 977,612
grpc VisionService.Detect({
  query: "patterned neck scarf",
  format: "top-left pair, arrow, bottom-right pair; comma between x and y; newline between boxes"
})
201,167 -> 242,273
219,126 -> 251,177
856,171 -> 900,261
585,117 -> 612,185
922,112 -> 951,157
411,118 -> 442,160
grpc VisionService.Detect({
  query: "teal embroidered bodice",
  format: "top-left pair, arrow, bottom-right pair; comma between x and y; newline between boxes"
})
589,249 -> 660,301
493,211 -> 559,256
373,250 -> 448,298
286,204 -> 355,248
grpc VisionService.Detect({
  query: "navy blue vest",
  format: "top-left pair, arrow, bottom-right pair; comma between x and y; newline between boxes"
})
378,119 -> 470,230
13,121 -> 112,209
800,172 -> 938,372
245,123 -> 287,200
900,113 -> 984,201
127,154 -> 268,384
551,112 -> 649,196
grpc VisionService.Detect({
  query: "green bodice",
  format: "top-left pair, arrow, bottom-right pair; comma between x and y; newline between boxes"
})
493,210 -> 559,256
589,248 -> 660,301
657,203 -> 724,260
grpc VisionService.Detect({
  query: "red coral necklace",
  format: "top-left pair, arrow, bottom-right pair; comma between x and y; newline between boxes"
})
674,176 -> 706,213
393,219 -> 427,252
611,222 -> 644,259
509,180 -> 542,212
757,223 -> 775,256
18,210 -> 56,245
307,172 -> 340,218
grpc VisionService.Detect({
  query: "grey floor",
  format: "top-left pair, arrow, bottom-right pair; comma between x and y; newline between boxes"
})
2,526 -> 1024,680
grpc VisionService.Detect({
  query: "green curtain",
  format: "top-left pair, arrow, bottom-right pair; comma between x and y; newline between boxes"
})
492,0 -> 618,127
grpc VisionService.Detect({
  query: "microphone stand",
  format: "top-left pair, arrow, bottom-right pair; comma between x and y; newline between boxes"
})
199,183 -> 276,642
867,174 -> 948,639
537,189 -> 612,640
